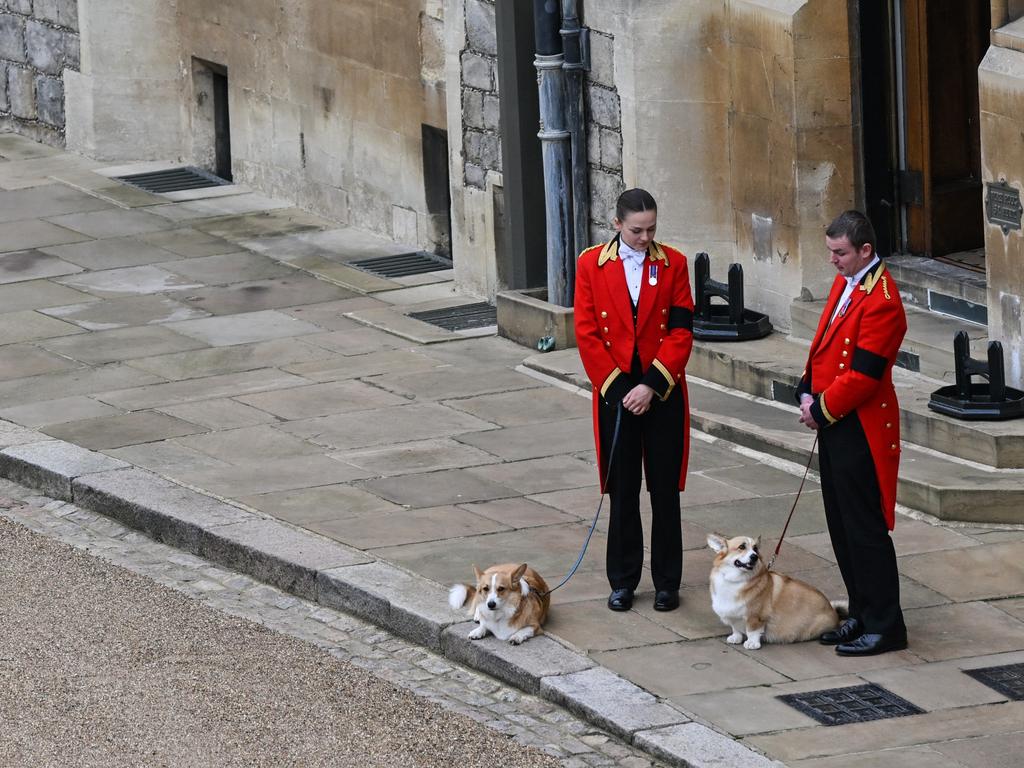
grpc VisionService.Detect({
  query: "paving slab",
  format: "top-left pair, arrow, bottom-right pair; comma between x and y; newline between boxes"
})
139,227 -> 241,257
191,208 -> 331,240
457,496 -> 585,529
540,666 -> 688,740
125,338 -> 326,380
158,251 -> 294,284
235,379 -> 408,420
370,365 -> 545,401
636,722 -> 783,768
45,208 -> 174,238
545,598 -> 686,652
464,455 -> 598,496
344,306 -> 464,344
0,183 -> 113,223
933,732 -> 1024,768
0,219 -> 91,251
0,343 -> 80,381
445,387 -> 590,427
0,420 -> 43,450
903,601 -> 1024,661
0,309 -> 85,345
147,193 -> 291,221
173,424 -> 325,463
280,402 -> 497,451
703,461 -> 821,496
277,253 -> 398,293
281,349 -> 444,384
299,326 -> 407,356
594,639 -> 789,699
0,278 -> 94,312
238,225 -> 413,262
724,632 -> 920,681
861,652 -> 1022,711
890,517 -> 982,556
94,369 -> 309,411
0,249 -> 85,282
899,541 -> 1024,601
55,264 -> 204,297
319,561 -> 463,651
441,621 -> 594,693
279,296 -> 391,330
787,746 -> 954,768
104,441 -> 234,474
40,235 -> 184,269
236,484 -> 404,525
331,437 -> 501,477
0,133 -> 64,160
155,399 -> 277,430
0,395 -> 121,428
683,492 -> 830,539
0,439 -> 129,500
39,294 -> 210,330
306,504 -> 510,550
455,418 -> 594,461
356,468 -> 521,508
42,412 -> 206,450
167,454 -> 372,497
39,325 -> 207,364
0,154 -> 100,191
0,364 -> 165,409
167,309 -> 324,346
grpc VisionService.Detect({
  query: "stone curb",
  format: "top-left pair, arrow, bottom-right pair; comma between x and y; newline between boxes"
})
0,429 -> 779,768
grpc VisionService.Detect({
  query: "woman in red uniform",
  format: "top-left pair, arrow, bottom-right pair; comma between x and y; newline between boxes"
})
574,189 -> 694,612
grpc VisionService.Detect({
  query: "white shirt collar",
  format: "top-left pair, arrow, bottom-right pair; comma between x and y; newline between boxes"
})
847,255 -> 880,287
618,240 -> 646,264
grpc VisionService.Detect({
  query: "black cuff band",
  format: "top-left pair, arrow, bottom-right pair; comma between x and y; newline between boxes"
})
852,347 -> 887,380
668,306 -> 693,331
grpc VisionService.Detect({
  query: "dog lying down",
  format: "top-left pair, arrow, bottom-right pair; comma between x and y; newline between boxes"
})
707,533 -> 847,650
448,563 -> 550,645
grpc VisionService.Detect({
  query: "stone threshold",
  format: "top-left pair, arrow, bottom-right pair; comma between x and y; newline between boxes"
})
0,421 -> 781,768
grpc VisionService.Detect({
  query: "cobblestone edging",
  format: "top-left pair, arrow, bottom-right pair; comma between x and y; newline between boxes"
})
0,0 -> 79,145
0,420 -> 782,768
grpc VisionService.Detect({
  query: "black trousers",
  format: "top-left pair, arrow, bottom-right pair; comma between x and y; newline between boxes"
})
818,413 -> 905,636
598,384 -> 685,592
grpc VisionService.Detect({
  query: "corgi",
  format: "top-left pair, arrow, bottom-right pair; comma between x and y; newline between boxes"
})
707,533 -> 846,650
447,563 -> 551,645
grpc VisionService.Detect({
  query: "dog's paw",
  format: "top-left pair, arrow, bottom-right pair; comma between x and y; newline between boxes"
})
743,638 -> 762,650
508,628 -> 535,645
726,632 -> 744,644
468,625 -> 488,640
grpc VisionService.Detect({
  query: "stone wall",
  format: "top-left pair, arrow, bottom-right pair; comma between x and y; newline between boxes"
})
585,28 -> 624,244
0,0 -> 79,145
460,0 -> 500,188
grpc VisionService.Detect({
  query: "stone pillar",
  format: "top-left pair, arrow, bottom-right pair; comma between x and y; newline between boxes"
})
64,0 -> 184,160
980,30 -> 1024,387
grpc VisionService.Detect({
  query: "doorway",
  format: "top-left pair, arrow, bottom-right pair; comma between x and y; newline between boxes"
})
860,0 -> 990,262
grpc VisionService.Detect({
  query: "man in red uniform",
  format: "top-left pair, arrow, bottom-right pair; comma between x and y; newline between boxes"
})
574,189 -> 694,612
797,210 -> 908,655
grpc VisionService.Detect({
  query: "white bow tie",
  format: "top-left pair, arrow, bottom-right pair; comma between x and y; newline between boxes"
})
619,243 -> 646,264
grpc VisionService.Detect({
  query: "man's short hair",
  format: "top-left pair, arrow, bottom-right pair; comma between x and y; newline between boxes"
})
826,210 -> 876,252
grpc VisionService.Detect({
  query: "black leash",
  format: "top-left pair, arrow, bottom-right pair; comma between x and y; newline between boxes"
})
540,403 -> 623,597
766,434 -> 819,571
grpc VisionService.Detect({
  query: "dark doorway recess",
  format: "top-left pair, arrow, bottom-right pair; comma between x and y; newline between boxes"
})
212,70 -> 232,182
422,124 -> 453,258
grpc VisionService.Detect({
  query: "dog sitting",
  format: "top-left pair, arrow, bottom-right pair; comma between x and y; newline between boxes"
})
448,563 -> 550,645
707,533 -> 846,650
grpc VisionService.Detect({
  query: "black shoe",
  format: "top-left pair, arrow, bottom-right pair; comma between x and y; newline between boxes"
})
653,590 -> 680,612
835,632 -> 908,656
819,618 -> 863,646
607,588 -> 634,611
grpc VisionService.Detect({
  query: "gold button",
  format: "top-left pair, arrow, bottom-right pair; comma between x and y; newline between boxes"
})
600,311 -> 608,318
604,341 -> 611,348
839,363 -> 845,370
661,308 -> 668,315
844,338 -> 850,345
886,422 -> 892,428
658,338 -> 663,343
842,350 -> 848,357
881,402 -> 887,409
660,323 -> 666,330
602,326 -> 609,333
891,443 -> 897,450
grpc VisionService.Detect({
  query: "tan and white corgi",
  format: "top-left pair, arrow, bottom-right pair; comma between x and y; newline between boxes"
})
448,563 -> 551,645
707,533 -> 846,650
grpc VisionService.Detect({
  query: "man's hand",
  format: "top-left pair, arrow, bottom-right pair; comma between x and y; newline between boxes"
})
798,394 -> 819,431
622,384 -> 655,415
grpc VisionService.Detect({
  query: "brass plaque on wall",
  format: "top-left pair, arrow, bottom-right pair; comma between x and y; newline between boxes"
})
986,181 -> 1023,234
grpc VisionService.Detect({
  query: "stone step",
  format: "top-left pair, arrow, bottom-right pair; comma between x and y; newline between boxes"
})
790,300 -> 989,383
520,350 -> 1024,524
887,254 -> 988,323
686,332 -> 1024,469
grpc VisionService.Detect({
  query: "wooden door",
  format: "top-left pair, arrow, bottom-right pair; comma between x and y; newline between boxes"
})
902,0 -> 989,257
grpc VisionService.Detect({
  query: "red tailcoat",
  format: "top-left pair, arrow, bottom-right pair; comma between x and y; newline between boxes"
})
798,260 -> 907,529
574,238 -> 694,490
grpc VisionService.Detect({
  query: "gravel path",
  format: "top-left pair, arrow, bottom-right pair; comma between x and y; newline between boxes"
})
0,512 -> 562,768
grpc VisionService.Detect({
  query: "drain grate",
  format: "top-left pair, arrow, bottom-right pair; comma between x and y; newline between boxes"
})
777,684 -> 924,726
964,663 -> 1024,701
351,251 -> 453,278
114,166 -> 230,194
409,302 -> 496,331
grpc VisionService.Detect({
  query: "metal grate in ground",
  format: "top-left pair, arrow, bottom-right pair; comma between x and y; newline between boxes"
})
350,251 -> 453,278
777,684 -> 924,726
114,166 -> 230,193
408,302 -> 497,331
964,663 -> 1024,701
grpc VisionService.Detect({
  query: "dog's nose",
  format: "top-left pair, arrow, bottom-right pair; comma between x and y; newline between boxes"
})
750,552 -> 758,562
487,601 -> 496,609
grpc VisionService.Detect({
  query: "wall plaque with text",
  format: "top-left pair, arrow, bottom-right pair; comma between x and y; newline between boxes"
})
985,180 -> 1023,234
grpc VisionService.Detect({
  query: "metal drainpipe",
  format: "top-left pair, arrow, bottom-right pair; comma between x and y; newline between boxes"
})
534,0 -> 574,307
561,0 -> 590,265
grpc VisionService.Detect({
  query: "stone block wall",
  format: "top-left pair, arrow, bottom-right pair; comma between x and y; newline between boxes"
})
461,0 -> 500,188
586,28 -> 624,244
0,0 -> 79,144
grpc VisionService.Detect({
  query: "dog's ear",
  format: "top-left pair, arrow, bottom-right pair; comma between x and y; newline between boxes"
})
707,533 -> 728,553
512,563 -> 530,596
473,564 -> 484,582
754,535 -> 762,548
